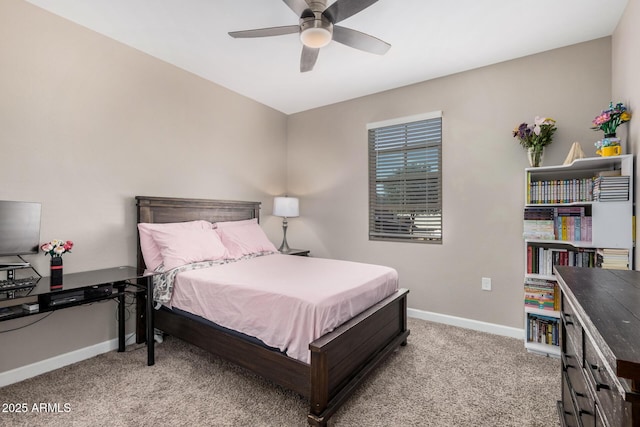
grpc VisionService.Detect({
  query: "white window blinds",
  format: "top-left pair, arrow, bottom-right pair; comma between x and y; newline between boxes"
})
368,112 -> 442,243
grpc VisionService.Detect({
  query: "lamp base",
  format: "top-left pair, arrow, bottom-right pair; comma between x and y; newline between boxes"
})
278,218 -> 291,253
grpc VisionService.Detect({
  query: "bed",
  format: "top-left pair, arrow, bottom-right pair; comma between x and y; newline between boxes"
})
135,196 -> 410,426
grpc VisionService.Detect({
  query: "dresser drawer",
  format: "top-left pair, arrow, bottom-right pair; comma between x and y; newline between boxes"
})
561,368 -> 597,427
594,405 -> 606,427
565,337 -> 597,425
583,336 -> 631,426
561,295 -> 583,367
560,371 -> 580,427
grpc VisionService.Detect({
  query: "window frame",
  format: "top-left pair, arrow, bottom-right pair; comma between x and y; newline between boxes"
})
367,111 -> 443,244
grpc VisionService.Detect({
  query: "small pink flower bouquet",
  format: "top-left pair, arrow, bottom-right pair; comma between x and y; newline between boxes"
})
41,239 -> 74,258
591,102 -> 631,136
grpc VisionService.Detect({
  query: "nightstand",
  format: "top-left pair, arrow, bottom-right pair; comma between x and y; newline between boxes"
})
281,249 -> 310,256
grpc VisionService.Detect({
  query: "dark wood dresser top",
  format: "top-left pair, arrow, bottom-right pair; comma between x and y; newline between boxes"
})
554,266 -> 640,382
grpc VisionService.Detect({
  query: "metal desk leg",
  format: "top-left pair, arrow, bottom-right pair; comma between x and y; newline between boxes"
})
146,276 -> 155,366
118,288 -> 125,352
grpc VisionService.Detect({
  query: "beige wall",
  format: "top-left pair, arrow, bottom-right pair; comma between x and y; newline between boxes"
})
286,38 -> 613,329
612,0 -> 640,267
0,0 -> 288,373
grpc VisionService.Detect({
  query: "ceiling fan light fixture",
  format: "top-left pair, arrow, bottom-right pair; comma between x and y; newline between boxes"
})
299,15 -> 333,49
230,0 -> 390,72
300,27 -> 332,48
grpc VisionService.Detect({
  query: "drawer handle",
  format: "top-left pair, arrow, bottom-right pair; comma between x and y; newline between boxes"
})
561,312 -> 574,326
588,363 -> 611,391
561,353 -> 575,370
565,371 -> 593,420
579,408 -> 593,417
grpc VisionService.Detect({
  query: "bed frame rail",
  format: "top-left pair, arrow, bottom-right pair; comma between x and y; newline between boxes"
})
154,307 -> 310,396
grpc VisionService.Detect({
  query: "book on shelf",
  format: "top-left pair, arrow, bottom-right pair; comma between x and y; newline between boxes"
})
528,178 -> 594,204
555,206 -> 590,242
528,173 -> 630,205
527,313 -> 559,346
523,207 -> 591,241
593,176 -> 630,202
523,220 -> 555,240
527,244 -> 596,275
598,170 -> 622,177
524,207 -> 555,220
524,278 -> 559,311
523,207 -> 555,239
596,248 -> 630,270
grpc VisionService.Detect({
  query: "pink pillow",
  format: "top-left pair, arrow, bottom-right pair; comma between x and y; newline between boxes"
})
213,218 -> 258,229
216,222 -> 277,259
138,221 -> 211,270
152,227 -> 228,270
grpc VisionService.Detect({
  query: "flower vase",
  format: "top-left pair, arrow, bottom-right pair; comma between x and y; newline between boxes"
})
603,133 -> 620,149
527,147 -> 544,167
50,257 -> 63,289
597,133 -> 623,156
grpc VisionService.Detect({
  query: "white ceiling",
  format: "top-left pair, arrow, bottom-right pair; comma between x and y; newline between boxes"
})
26,0 -> 628,115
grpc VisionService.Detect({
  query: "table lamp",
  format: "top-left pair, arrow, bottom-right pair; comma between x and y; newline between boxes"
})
273,196 -> 299,253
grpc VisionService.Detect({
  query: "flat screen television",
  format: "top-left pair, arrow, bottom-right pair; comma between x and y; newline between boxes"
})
0,200 -> 42,257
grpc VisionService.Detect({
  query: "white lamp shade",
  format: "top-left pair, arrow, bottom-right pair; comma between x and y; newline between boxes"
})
273,197 -> 299,218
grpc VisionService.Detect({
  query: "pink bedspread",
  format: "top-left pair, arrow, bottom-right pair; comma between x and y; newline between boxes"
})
169,254 -> 398,363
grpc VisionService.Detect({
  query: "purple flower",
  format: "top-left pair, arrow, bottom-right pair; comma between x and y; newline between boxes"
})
513,117 -> 556,150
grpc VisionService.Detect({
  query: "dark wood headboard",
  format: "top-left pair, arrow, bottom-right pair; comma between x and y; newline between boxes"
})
135,196 -> 261,270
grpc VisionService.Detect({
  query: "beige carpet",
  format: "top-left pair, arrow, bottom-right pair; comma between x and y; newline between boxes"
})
0,318 -> 560,426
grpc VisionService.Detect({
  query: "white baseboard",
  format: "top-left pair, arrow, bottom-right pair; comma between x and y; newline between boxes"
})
408,308 -> 524,340
0,333 -> 135,388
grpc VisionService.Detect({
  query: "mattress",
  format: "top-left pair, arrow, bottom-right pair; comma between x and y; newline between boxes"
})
169,254 -> 398,363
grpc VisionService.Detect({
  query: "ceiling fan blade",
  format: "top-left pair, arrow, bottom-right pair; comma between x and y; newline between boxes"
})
323,0 -> 379,24
283,0 -> 312,17
332,26 -> 390,55
229,25 -> 300,38
300,46 -> 319,72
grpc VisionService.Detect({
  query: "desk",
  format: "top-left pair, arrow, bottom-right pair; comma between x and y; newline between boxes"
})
0,266 -> 156,366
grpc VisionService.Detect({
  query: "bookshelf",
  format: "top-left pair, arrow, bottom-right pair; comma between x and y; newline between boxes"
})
522,154 -> 634,357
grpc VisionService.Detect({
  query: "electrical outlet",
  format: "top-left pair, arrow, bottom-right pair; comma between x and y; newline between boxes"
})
481,277 -> 492,291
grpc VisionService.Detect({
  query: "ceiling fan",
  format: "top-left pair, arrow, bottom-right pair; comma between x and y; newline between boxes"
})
228,0 -> 391,72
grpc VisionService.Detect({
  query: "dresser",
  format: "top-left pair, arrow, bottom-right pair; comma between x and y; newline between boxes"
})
555,266 -> 640,426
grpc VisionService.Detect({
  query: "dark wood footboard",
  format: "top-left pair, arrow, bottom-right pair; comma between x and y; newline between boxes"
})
147,288 -> 409,426
308,288 -> 409,426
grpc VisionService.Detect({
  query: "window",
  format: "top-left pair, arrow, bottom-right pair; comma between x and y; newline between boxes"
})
367,111 -> 442,243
